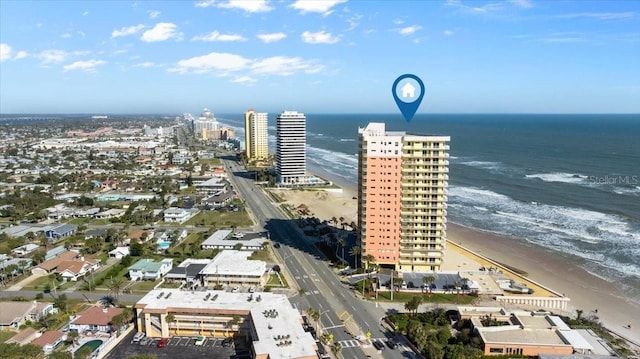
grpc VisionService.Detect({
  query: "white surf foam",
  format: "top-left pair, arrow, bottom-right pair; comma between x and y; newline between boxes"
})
525,172 -> 588,184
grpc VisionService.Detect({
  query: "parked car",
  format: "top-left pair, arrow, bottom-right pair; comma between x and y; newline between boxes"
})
157,338 -> 168,348
387,338 -> 397,349
232,286 -> 240,293
195,336 -> 205,346
132,332 -> 146,343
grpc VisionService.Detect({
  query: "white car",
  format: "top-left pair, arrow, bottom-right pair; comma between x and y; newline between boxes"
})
232,286 -> 240,293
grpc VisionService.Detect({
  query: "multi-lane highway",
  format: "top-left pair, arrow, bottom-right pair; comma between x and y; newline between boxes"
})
222,157 -> 415,359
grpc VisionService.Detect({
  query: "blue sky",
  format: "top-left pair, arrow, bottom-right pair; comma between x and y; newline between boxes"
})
1,0 -> 639,114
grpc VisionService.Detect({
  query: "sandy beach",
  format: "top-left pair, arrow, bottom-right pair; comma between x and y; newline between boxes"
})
269,186 -> 640,346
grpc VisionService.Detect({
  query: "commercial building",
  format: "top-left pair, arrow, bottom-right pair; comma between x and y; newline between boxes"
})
135,289 -> 317,359
201,230 -> 267,251
200,250 -> 268,288
276,111 -> 307,185
244,109 -> 269,161
357,122 -> 450,272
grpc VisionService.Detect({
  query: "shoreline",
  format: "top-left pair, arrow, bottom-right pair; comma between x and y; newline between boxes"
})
286,168 -> 640,346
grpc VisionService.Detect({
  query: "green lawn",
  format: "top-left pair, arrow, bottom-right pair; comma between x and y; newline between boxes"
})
127,279 -> 161,293
0,331 -> 16,343
22,275 -> 57,291
375,291 -> 476,304
199,158 -> 221,166
265,273 -> 288,287
248,249 -> 272,262
185,210 -> 253,228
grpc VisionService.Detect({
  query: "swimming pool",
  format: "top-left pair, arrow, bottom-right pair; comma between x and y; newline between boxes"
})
75,339 -> 102,355
157,241 -> 171,249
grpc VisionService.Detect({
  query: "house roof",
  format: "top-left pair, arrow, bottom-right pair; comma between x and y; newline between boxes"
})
70,306 -> 124,326
5,327 -> 38,344
47,223 -> 77,235
0,302 -> 35,325
85,229 -> 108,237
36,251 -> 78,272
57,261 -> 86,275
31,330 -> 64,347
129,258 -> 172,272
108,247 -> 130,256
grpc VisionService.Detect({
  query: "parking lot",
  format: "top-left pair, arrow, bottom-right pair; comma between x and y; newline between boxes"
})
104,331 -> 248,359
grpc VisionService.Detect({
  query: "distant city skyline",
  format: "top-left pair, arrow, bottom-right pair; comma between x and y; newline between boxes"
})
1,0 -> 639,114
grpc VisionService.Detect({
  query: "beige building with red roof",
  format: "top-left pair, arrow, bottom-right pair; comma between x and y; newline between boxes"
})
69,306 -> 124,334
32,330 -> 65,354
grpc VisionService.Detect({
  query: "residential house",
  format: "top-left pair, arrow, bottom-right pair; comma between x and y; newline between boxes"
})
44,245 -> 67,261
12,244 -> 39,257
0,258 -> 33,278
31,251 -> 79,275
163,207 -> 198,223
201,230 -> 266,251
202,191 -> 234,209
95,208 -> 125,219
0,301 -> 55,330
5,327 -> 39,346
57,258 -> 100,282
84,228 -> 108,239
108,247 -> 130,259
69,306 -> 124,334
128,258 -> 173,281
31,330 -> 65,354
195,177 -> 229,193
44,223 -> 78,241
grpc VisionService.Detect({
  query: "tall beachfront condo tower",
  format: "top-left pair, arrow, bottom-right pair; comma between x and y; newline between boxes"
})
357,122 -> 450,272
244,109 -> 269,161
194,108 -> 219,139
276,111 -> 307,185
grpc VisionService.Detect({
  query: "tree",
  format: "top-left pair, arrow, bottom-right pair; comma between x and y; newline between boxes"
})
362,254 -> 375,272
338,238 -> 346,262
330,342 -> 342,357
348,246 -> 361,269
66,330 -> 79,345
166,313 -> 176,335
54,294 -> 68,313
423,275 -> 436,295
107,277 -> 125,301
49,351 -> 73,359
76,346 -> 93,359
130,240 -> 144,257
404,296 -> 422,317
306,308 -> 321,333
32,248 -> 46,264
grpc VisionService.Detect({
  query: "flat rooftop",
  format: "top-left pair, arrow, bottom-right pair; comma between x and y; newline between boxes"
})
480,327 -> 568,346
201,250 -> 266,276
136,289 -> 316,359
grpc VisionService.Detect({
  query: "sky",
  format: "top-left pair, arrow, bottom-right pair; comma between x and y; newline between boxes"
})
1,0 -> 639,114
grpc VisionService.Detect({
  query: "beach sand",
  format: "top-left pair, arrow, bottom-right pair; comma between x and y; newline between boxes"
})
269,186 -> 640,347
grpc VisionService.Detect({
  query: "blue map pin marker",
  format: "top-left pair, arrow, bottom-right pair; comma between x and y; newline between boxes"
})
392,74 -> 425,123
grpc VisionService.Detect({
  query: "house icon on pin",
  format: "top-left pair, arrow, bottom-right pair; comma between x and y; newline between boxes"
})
401,82 -> 416,98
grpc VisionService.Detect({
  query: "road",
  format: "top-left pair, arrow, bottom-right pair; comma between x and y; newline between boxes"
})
0,289 -> 143,303
222,157 -> 413,359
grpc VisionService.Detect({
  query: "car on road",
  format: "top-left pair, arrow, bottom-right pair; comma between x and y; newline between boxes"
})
231,286 -> 240,293
273,243 -> 281,248
372,339 -> 385,351
157,338 -> 168,348
386,338 -> 397,349
272,265 -> 281,272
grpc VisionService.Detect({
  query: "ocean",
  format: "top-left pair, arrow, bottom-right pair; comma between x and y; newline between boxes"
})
219,113 -> 640,302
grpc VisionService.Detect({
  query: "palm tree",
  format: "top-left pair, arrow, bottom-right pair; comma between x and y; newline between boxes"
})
338,238 -> 346,262
362,254 -> 375,272
107,277 -> 125,301
423,275 -> 436,295
99,295 -> 117,307
348,246 -> 362,269
404,296 -> 422,317
166,313 -> 176,335
306,308 -> 321,333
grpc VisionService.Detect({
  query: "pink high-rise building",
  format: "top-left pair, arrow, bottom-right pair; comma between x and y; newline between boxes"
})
357,122 -> 450,272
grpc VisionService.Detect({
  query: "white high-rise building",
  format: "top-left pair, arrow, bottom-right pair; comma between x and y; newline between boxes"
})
194,108 -> 219,139
276,111 -> 306,184
244,109 -> 269,161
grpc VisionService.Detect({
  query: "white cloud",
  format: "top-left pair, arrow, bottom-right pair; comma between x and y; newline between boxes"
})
112,24 -> 145,38
291,0 -> 346,15
256,32 -> 287,43
540,37 -> 586,43
398,25 -> 422,36
192,31 -> 247,42
38,49 -> 68,64
556,12 -> 636,21
170,52 -> 251,74
232,75 -> 257,84
141,23 -> 182,42
61,32 -> 73,39
444,29 -> 454,36
509,0 -> 533,8
301,30 -> 340,44
445,0 -> 503,14
63,59 -> 106,72
82,11 -> 89,16
148,10 -> 161,18
170,52 -> 324,79
393,19 -> 405,25
251,56 -> 323,75
196,0 -> 273,13
134,61 -> 157,68
14,51 -> 28,60
346,14 -> 362,31
0,43 -> 11,62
